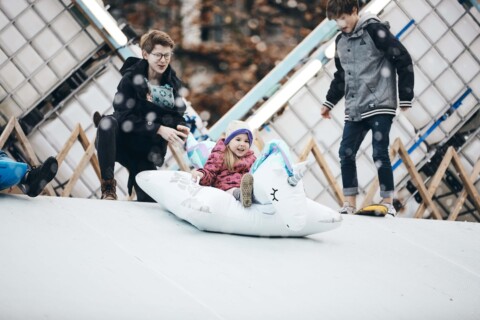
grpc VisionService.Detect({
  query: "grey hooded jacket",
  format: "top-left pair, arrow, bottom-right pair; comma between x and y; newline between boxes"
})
323,14 -> 414,121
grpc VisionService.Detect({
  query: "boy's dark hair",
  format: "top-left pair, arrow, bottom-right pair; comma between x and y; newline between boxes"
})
326,0 -> 359,19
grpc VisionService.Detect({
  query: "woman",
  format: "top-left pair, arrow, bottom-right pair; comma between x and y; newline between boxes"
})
96,30 -> 190,202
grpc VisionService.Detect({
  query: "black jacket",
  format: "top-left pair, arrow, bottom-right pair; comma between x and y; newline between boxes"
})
112,57 -> 186,193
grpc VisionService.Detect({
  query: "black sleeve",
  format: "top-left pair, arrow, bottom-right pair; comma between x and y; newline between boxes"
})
324,35 -> 345,109
365,23 -> 414,107
113,76 -> 186,137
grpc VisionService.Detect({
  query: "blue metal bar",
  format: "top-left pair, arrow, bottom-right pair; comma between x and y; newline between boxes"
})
395,19 -> 415,39
392,88 -> 473,170
207,19 -> 338,140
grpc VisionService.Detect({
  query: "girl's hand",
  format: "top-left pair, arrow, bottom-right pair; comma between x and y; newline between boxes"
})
191,170 -> 204,182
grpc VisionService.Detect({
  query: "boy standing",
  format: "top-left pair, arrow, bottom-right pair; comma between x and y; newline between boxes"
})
321,0 -> 414,216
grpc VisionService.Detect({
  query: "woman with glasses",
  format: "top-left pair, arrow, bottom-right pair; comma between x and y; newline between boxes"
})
95,30 -> 190,202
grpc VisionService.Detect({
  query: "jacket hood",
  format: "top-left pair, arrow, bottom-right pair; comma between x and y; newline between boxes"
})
119,56 -> 182,92
119,57 -> 143,75
352,13 -> 383,34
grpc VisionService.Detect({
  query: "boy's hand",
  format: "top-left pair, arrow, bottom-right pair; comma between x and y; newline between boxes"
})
321,106 -> 331,119
191,170 -> 204,182
400,107 -> 410,112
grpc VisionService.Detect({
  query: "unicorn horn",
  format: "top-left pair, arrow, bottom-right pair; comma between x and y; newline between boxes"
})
287,162 -> 308,186
287,170 -> 306,186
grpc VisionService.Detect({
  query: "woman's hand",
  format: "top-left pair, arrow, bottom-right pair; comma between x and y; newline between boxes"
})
176,125 -> 190,142
191,170 -> 204,182
157,125 -> 188,145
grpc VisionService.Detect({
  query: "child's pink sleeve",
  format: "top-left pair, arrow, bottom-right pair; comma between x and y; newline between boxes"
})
197,141 -> 225,186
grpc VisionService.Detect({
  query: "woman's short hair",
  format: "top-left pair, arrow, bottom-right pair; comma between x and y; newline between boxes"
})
140,30 -> 175,53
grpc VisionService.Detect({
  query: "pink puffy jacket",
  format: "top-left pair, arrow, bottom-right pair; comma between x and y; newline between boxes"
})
197,139 -> 256,191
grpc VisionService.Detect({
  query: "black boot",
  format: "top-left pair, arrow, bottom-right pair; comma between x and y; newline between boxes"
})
101,179 -> 118,200
22,157 -> 58,197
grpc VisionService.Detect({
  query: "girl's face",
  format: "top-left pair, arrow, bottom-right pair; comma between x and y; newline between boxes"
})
335,8 -> 359,34
143,44 -> 172,76
227,133 -> 251,158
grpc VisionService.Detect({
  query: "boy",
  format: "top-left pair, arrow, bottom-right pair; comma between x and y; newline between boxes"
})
321,0 -> 414,216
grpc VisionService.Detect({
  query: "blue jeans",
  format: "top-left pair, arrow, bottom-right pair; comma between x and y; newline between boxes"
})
339,115 -> 394,199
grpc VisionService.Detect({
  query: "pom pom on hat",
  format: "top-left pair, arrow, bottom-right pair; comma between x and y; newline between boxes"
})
224,120 -> 253,146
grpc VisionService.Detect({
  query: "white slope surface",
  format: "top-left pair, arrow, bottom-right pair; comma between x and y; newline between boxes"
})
1,194 -> 480,319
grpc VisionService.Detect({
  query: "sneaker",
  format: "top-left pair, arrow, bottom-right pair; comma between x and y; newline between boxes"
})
23,157 -> 58,197
339,201 -> 356,215
101,179 -> 117,200
381,202 -> 397,217
240,173 -> 254,208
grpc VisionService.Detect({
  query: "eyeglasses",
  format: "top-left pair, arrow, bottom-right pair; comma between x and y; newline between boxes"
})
150,52 -> 173,60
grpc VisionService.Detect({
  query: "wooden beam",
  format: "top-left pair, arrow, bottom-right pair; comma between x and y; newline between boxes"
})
57,124 -> 80,167
451,151 -> 480,213
414,147 -> 454,218
0,117 -> 16,148
448,157 -> 480,220
392,142 -> 443,220
299,137 -> 344,206
78,126 -> 101,180
253,129 -> 265,151
169,144 -> 190,172
62,140 -> 96,197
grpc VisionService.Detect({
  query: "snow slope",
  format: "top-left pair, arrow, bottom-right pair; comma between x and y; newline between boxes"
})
1,194 -> 480,319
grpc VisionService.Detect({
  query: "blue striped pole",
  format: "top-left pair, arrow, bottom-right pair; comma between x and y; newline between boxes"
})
392,88 -> 473,170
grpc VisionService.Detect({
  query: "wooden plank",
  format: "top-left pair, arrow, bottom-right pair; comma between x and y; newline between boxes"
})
0,117 -> 16,148
311,141 -> 345,206
253,129 -> 265,151
14,119 -> 40,166
395,142 -> 443,219
62,141 -> 96,197
57,124 -> 80,167
414,147 -> 454,219
169,144 -> 190,172
78,126 -> 101,180
298,138 -> 315,162
449,157 -> 480,221
451,151 -> 480,213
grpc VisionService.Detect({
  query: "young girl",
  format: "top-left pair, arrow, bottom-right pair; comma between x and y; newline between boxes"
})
191,120 -> 256,207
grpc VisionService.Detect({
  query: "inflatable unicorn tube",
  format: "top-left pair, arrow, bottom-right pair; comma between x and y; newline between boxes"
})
0,155 -> 28,191
136,140 -> 342,237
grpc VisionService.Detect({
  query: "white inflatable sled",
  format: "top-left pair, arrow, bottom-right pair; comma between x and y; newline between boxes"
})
136,140 -> 342,237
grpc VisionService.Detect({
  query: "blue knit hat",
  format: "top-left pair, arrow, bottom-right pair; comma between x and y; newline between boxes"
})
224,120 -> 253,146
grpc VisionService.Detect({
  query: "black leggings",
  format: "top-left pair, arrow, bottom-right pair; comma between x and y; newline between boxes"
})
95,116 -> 155,202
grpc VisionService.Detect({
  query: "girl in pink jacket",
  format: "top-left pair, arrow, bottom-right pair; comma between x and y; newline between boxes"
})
191,120 -> 257,207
